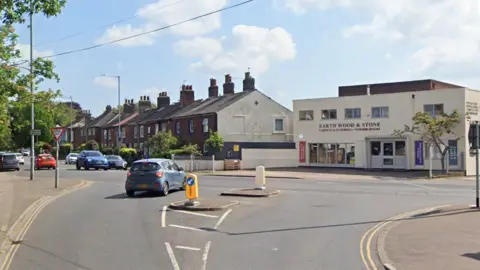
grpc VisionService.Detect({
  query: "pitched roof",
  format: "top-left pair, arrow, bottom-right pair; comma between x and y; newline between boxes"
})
135,103 -> 184,124
103,112 -> 139,128
87,111 -> 117,128
170,91 -> 253,119
124,109 -> 158,126
67,118 -> 85,129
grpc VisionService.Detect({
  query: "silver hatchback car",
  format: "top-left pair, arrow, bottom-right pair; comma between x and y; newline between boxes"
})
125,159 -> 185,197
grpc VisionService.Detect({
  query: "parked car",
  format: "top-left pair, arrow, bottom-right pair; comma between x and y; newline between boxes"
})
105,155 -> 128,170
0,153 -> 20,171
35,154 -> 56,170
76,150 -> 109,170
14,153 -> 24,165
125,159 -> 185,197
65,153 -> 79,164
21,149 -> 30,156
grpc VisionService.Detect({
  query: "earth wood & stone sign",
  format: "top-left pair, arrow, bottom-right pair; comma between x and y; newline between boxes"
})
319,122 -> 381,132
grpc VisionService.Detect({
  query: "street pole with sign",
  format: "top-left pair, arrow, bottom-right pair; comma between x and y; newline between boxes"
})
51,126 -> 65,188
476,122 -> 479,208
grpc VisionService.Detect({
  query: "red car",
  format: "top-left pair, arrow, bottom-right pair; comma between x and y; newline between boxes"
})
35,154 -> 56,170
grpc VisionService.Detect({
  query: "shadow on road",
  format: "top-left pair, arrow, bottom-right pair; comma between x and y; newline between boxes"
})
16,242 -> 93,270
462,252 -> 480,261
223,207 -> 480,236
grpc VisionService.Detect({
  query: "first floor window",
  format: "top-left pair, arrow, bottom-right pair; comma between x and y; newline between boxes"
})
345,108 -> 361,119
372,106 -> 389,118
321,109 -> 337,120
299,110 -> 314,120
274,118 -> 284,132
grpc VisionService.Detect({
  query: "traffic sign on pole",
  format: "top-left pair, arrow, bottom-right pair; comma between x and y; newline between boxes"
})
50,127 -> 65,141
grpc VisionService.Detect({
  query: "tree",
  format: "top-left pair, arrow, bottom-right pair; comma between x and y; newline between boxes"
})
393,110 -> 462,173
148,131 -> 178,157
204,130 -> 224,154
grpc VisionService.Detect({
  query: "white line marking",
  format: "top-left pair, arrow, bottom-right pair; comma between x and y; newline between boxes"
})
169,224 -> 206,232
404,182 -> 435,189
161,206 -> 167,228
175,245 -> 201,251
213,209 -> 232,230
201,241 -> 211,270
171,210 -> 219,218
164,242 -> 180,270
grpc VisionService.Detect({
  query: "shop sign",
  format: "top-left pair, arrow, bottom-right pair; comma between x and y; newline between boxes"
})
467,102 -> 479,116
319,122 -> 380,132
299,141 -> 306,163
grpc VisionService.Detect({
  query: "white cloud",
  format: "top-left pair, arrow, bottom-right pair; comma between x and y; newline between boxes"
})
282,0 -> 480,74
174,25 -> 296,75
16,43 -> 53,60
96,0 -> 228,47
93,76 -> 119,89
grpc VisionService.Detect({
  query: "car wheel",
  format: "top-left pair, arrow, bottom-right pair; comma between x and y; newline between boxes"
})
84,162 -> 89,170
160,182 -> 169,196
180,178 -> 186,190
16,168 -> 20,171
126,190 -> 135,197
52,167 -> 56,170
95,168 -> 99,170
76,162 -> 80,170
104,168 -> 108,171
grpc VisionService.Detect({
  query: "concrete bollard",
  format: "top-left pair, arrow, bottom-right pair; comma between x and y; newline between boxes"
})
255,165 -> 266,190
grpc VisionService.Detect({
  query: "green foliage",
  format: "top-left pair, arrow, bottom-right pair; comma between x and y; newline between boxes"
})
170,144 -> 201,157
148,131 -> 178,158
59,143 -> 72,154
204,130 -> 224,154
394,110 -> 462,172
0,0 -> 67,25
77,143 -> 86,151
119,148 -> 136,160
85,140 -> 99,150
34,141 -> 51,154
102,147 -> 114,155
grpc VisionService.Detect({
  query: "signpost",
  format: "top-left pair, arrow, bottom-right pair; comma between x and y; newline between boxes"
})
31,129 -> 41,136
51,126 -> 65,189
185,174 -> 199,206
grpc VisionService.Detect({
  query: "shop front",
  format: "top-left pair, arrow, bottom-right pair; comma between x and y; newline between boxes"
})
367,138 -> 407,169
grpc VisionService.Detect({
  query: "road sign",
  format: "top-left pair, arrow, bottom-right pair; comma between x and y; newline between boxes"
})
185,174 -> 199,201
31,129 -> 41,136
50,127 -> 65,141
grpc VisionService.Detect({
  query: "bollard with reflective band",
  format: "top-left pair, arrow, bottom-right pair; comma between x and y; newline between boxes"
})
185,174 -> 199,206
255,165 -> 266,190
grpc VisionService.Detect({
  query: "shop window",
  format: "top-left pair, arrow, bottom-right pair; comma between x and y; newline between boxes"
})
321,109 -> 337,120
345,108 -> 361,119
424,104 -> 444,117
346,144 -> 355,165
371,106 -> 389,118
395,141 -> 406,156
309,144 -> 318,163
371,141 -> 381,155
273,118 -> 284,132
308,143 -> 354,165
299,110 -> 314,120
383,142 -> 394,156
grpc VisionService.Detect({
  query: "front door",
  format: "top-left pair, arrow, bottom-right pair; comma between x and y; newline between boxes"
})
370,140 -> 406,169
382,142 -> 394,169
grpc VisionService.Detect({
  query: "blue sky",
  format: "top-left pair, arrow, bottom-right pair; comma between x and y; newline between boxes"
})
14,0 -> 480,115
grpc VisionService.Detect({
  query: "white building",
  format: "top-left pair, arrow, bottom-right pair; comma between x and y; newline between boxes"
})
293,81 -> 480,175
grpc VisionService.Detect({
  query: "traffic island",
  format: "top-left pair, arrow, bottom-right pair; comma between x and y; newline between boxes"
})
220,188 -> 280,197
169,198 -> 239,211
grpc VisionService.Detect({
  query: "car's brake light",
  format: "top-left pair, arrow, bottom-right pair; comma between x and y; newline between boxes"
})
127,171 -> 131,177
156,171 -> 164,177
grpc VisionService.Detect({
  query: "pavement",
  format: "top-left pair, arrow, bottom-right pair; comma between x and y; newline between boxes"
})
1,160 -> 479,269
377,205 -> 480,270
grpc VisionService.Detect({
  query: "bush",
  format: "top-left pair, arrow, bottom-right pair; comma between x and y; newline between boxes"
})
35,141 -> 51,154
59,143 -> 73,159
85,140 -> 99,150
204,130 -> 224,154
119,148 -> 136,159
77,143 -> 86,151
170,144 -> 201,157
102,147 -> 114,155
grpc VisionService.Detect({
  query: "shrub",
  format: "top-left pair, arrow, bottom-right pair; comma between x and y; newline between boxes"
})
119,148 -> 136,159
77,143 -> 86,151
169,144 -> 201,157
35,141 -> 52,154
59,143 -> 73,159
102,147 -> 114,155
85,140 -> 99,150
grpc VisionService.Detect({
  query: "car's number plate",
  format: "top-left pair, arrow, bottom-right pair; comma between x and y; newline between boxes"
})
137,184 -> 148,189
96,161 -> 102,164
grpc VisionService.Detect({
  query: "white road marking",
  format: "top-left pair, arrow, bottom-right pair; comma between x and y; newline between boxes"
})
213,209 -> 232,230
169,224 -> 206,232
171,210 -> 218,218
161,206 -> 167,228
164,242 -> 180,270
403,182 -> 436,189
201,241 -> 211,270
175,245 -> 201,251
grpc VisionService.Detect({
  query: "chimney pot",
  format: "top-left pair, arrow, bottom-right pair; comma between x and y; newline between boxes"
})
223,74 -> 235,95
130,99 -> 134,104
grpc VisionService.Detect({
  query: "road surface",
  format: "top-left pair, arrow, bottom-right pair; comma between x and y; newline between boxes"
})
6,164 -> 475,269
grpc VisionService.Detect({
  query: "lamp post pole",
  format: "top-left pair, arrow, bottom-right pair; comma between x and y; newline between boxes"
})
29,3 -> 35,180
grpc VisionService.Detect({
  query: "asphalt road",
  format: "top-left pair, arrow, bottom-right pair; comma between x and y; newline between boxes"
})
6,162 -> 476,270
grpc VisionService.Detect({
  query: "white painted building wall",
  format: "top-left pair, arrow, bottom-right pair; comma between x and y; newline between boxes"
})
293,88 -> 478,174
217,90 -> 294,142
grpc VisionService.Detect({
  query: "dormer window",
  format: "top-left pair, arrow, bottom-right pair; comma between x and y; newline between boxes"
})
189,119 -> 195,134
202,118 -> 209,133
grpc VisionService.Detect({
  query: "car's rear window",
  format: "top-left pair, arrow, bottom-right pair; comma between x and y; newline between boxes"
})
2,155 -> 16,160
70,153 -> 79,157
40,155 -> 53,158
86,151 -> 102,157
131,162 -> 160,171
107,156 -> 121,160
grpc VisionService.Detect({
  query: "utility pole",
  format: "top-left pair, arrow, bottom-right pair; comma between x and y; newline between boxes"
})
117,76 -> 121,153
476,121 -> 479,208
29,1 -> 35,180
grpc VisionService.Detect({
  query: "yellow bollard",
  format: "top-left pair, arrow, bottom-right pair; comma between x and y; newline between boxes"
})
185,174 -> 199,206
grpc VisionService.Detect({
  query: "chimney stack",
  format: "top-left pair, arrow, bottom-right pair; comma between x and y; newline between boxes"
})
180,84 -> 195,106
242,71 -> 256,91
208,78 -> 219,98
138,95 -> 152,113
106,105 -> 112,112
123,98 -> 135,114
223,74 -> 234,95
157,91 -> 170,108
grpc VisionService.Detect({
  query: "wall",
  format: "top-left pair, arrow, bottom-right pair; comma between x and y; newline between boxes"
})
293,88 -> 467,171
240,148 -> 297,169
464,89 -> 480,175
217,90 -> 294,143
174,158 -> 223,172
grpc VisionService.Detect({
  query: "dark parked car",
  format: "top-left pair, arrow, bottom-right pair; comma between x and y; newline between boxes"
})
105,155 -> 128,170
76,150 -> 109,170
0,153 -> 20,171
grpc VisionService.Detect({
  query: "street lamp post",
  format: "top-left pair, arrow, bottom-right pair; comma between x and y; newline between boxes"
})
29,3 -> 35,180
101,75 -> 121,152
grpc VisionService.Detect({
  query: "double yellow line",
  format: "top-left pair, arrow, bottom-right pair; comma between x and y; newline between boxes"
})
360,205 -> 450,270
0,180 -> 92,270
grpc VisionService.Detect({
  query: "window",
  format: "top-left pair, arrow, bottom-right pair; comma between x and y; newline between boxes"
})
188,120 -> 195,134
202,118 -> 209,133
308,143 -> 354,165
147,126 -> 151,134
299,110 -> 314,120
273,118 -> 284,132
134,126 -> 138,138
175,121 -> 180,135
155,124 -> 159,134
103,130 -> 107,139
161,123 -> 167,132
92,128 -> 96,135
121,127 -> 125,138
203,143 -> 208,153
108,129 -> 112,140
140,125 -> 144,138
161,161 -> 172,170
80,129 -> 84,136
345,108 -> 361,119
424,104 -> 444,117
395,141 -> 406,156
321,109 -> 337,120
371,106 -> 389,118
88,129 -> 91,136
